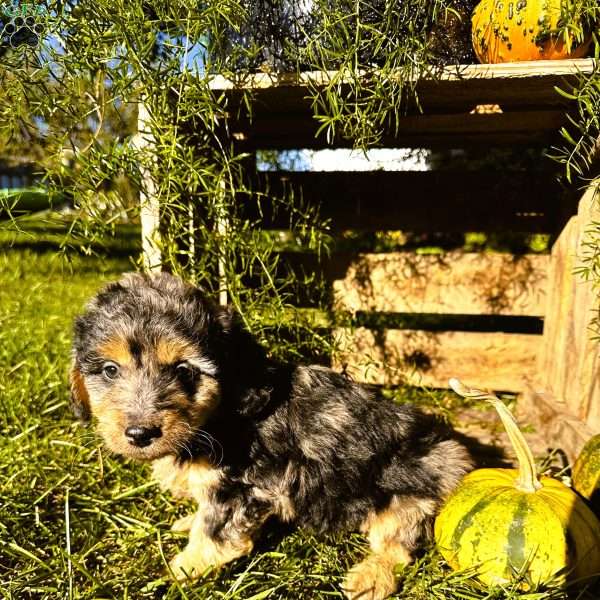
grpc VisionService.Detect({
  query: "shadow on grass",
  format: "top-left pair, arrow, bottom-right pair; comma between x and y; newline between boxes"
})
0,217 -> 141,260
0,238 -> 140,258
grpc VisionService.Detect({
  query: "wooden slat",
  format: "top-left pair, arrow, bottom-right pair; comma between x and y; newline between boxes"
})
334,328 -> 539,391
210,59 -> 596,114
333,252 -> 549,317
231,110 -> 568,149
538,179 -> 600,430
245,170 -> 572,233
209,60 -> 595,148
211,59 -> 597,90
415,59 -> 596,112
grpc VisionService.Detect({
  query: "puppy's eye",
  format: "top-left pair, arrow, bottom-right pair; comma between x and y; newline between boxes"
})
175,362 -> 198,389
102,362 -> 119,380
176,362 -> 195,378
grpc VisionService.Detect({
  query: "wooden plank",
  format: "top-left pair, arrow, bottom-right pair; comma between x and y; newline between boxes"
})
211,59 -> 597,90
333,252 -> 549,317
210,59 -> 596,115
333,327 -> 540,391
518,386 -> 595,463
245,170 -> 572,233
415,60 -> 596,112
538,179 -> 600,430
231,110 -> 568,149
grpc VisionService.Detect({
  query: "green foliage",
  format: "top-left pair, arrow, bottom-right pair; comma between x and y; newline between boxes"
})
0,0 -> 328,361
303,0 -> 477,147
552,66 -> 600,183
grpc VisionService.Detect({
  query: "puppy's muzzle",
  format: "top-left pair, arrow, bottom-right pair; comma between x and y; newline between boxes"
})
125,425 -> 162,447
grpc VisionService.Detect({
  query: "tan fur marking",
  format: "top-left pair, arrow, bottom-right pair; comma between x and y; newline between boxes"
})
171,514 -> 196,533
156,456 -> 258,582
156,337 -> 192,365
152,455 -> 222,502
361,496 -> 436,552
155,377 -> 221,460
194,376 -> 220,411
98,336 -> 132,366
69,364 -> 90,417
94,405 -> 129,454
343,554 -> 401,600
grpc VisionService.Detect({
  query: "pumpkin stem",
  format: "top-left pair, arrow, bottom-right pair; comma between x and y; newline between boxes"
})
449,378 -> 542,493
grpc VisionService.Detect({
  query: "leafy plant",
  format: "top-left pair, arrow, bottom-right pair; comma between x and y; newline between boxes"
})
0,0 -> 599,360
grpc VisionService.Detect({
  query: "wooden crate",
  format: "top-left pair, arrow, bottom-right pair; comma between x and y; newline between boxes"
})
332,251 -> 548,391
139,58 -> 599,459
521,180 -> 600,459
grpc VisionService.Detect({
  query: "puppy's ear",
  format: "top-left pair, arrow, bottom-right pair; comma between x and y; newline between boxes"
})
212,304 -> 238,334
69,361 -> 91,423
211,305 -> 265,363
211,305 -> 275,417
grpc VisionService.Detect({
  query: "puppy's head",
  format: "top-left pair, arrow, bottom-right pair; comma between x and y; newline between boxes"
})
70,272 -> 234,461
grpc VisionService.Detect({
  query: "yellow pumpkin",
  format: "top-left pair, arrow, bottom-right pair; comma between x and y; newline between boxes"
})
572,434 -> 600,514
471,0 -> 592,63
435,379 -> 600,588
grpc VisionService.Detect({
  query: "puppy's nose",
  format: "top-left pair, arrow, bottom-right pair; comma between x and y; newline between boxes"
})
125,425 -> 162,447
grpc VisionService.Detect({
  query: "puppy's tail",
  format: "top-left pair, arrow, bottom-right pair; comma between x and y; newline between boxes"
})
427,438 -> 473,499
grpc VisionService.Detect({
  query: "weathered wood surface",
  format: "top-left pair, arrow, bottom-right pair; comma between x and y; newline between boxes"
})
210,60 -> 595,148
333,328 -> 539,391
211,59 -> 596,89
333,252 -> 549,316
538,179 -> 600,430
518,386 -> 596,462
456,405 -> 554,467
210,59 -> 596,113
247,170 -> 572,232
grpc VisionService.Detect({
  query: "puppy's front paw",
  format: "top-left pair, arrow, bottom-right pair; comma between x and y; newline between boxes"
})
342,556 -> 397,600
169,551 -> 208,582
171,514 -> 195,533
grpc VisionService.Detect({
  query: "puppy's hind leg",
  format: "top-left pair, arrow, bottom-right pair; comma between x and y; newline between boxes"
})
342,496 -> 436,600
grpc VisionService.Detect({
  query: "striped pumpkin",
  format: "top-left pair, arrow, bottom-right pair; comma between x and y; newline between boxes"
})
435,379 -> 600,587
471,0 -> 592,63
572,434 -> 600,514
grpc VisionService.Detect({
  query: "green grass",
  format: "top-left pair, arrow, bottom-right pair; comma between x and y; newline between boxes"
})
0,220 -> 596,599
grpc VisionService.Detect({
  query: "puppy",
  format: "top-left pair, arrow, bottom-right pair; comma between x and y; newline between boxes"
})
70,272 -> 471,599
